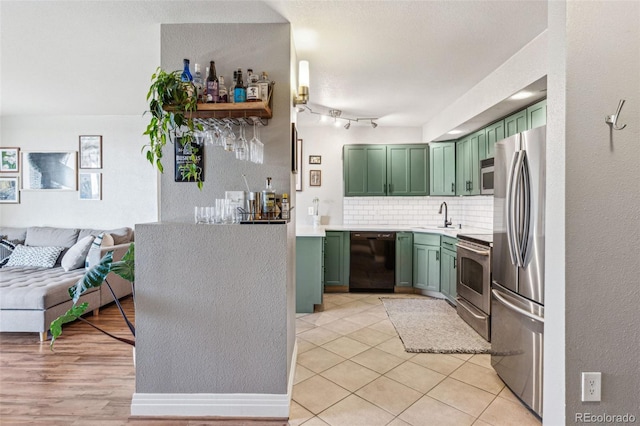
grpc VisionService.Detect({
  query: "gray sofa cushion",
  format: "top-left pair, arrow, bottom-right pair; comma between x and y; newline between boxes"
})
78,227 -> 132,245
61,235 -> 95,271
25,227 -> 79,248
0,266 -> 90,310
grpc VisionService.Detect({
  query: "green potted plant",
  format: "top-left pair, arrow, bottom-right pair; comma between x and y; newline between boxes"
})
143,67 -> 204,189
49,244 -> 136,349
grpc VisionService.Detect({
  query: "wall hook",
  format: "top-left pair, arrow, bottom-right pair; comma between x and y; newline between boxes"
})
605,99 -> 627,130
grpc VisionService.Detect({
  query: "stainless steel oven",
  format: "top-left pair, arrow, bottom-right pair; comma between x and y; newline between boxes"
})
456,234 -> 492,341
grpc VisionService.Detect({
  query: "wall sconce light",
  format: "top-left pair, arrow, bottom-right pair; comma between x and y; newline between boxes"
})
293,60 -> 310,106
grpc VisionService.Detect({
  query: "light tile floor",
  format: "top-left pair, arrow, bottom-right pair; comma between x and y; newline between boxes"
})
290,292 -> 542,426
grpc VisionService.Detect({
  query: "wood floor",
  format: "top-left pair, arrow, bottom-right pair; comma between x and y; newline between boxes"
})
0,297 -> 286,425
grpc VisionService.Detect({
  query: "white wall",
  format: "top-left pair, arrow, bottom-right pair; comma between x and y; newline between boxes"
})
0,1 -> 160,228
556,1 -> 640,423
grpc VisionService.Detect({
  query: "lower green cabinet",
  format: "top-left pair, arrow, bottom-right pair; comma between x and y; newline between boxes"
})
413,236 -> 440,292
395,232 -> 413,287
296,237 -> 324,313
440,236 -> 457,304
324,231 -> 350,288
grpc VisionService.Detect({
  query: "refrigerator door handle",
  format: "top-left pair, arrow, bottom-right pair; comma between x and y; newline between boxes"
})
519,152 -> 531,264
492,288 -> 545,323
506,150 -> 523,267
512,150 -> 526,268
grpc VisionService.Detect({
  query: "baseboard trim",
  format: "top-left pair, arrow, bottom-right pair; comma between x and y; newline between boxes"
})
130,341 -> 298,419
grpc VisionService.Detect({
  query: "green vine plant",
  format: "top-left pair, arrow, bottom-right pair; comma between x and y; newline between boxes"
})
143,67 -> 204,189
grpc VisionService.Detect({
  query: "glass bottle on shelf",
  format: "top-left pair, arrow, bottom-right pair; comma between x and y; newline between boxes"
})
261,177 -> 276,220
246,71 -> 260,102
217,75 -> 228,103
206,60 -> 218,103
229,70 -> 237,103
180,59 -> 193,82
258,71 -> 271,103
193,63 -> 204,102
234,68 -> 246,103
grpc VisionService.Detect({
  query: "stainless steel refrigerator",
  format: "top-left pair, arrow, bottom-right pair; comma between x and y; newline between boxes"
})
492,125 -> 545,418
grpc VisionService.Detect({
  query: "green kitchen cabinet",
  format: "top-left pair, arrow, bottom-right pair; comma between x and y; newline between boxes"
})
324,231 -> 350,288
429,142 -> 456,196
395,232 -> 413,287
440,235 -> 458,305
527,99 -> 547,130
456,133 -> 481,196
343,145 -> 387,196
387,145 -> 428,196
296,237 -> 324,313
504,109 -> 528,137
484,120 -> 505,159
413,234 -> 440,292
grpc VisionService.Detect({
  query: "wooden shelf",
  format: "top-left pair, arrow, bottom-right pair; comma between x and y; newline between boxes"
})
175,101 -> 272,120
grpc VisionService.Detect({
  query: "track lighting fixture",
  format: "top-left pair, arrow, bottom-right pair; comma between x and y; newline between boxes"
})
296,105 -> 379,130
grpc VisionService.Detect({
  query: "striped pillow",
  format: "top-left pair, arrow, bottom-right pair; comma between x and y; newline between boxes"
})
0,239 -> 24,267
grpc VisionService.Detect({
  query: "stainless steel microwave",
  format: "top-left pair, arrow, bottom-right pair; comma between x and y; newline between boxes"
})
480,157 -> 494,195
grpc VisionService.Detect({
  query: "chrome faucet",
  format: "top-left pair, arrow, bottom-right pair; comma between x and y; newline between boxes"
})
438,202 -> 452,228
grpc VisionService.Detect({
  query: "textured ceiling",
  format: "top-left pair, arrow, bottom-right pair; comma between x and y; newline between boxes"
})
266,0 -> 548,127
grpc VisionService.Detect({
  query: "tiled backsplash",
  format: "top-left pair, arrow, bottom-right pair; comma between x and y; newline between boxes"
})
343,196 -> 493,230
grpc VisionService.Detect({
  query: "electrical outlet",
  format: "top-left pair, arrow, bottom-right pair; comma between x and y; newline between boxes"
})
581,372 -> 601,402
308,207 -> 314,216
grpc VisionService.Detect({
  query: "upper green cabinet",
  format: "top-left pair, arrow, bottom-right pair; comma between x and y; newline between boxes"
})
344,144 -> 428,197
527,99 -> 547,130
484,120 -> 505,159
456,133 -> 481,196
343,145 -> 387,196
387,145 -> 428,196
504,109 -> 528,138
429,142 -> 456,196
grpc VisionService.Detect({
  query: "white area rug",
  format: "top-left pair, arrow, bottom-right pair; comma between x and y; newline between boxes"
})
381,297 -> 491,354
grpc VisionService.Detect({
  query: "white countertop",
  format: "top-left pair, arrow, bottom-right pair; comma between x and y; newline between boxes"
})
296,224 -> 491,238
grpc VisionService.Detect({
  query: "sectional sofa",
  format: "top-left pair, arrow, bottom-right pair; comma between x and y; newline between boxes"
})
0,226 -> 134,341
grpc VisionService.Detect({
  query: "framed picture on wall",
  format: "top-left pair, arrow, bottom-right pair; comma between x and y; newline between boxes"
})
309,155 -> 321,165
0,176 -> 19,203
310,169 -> 321,187
79,172 -> 102,200
79,135 -> 102,169
296,138 -> 303,191
0,148 -> 19,173
22,151 -> 77,190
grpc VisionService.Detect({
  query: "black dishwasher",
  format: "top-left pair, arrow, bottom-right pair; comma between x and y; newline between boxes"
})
349,232 -> 396,292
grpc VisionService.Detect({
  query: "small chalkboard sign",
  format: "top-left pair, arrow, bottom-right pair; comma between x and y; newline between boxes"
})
174,137 -> 204,183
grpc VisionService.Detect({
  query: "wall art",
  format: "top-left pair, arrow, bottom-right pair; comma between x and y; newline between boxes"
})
79,172 -> 102,200
22,151 -> 77,190
310,169 -> 321,187
0,147 -> 19,173
0,176 -> 19,203
174,137 -> 204,183
79,135 -> 102,169
309,155 -> 321,165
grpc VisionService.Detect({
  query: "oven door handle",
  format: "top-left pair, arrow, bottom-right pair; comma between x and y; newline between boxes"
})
456,244 -> 490,256
492,289 -> 544,323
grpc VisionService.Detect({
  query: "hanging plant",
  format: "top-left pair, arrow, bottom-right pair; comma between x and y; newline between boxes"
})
143,67 -> 204,189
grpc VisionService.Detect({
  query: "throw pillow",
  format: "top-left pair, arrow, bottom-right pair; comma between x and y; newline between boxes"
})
5,245 -> 65,268
0,239 -> 25,267
61,235 -> 95,271
84,233 -> 112,269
